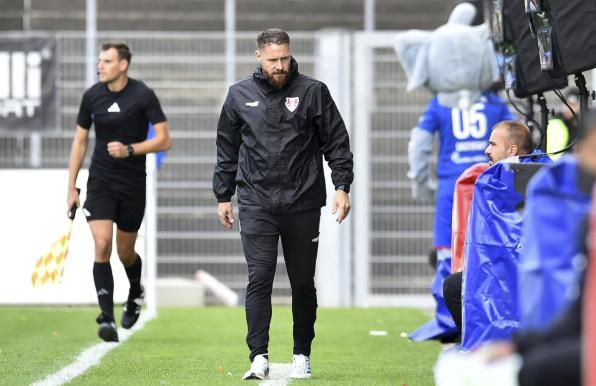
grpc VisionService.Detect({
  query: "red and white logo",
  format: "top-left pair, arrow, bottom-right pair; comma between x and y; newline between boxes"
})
285,97 -> 299,112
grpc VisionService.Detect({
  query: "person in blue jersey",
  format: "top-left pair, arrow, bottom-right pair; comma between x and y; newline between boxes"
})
408,91 -> 516,341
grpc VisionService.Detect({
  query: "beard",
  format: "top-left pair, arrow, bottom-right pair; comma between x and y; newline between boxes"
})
265,71 -> 289,89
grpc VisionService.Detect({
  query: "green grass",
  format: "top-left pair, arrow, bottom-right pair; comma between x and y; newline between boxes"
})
0,307 -> 440,386
0,307 -> 101,385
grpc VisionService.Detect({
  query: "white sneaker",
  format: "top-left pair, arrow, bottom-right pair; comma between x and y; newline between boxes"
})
242,354 -> 269,380
290,354 -> 312,379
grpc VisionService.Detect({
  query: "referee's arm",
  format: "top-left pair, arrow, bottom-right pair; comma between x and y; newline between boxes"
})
107,121 -> 171,159
67,125 -> 90,213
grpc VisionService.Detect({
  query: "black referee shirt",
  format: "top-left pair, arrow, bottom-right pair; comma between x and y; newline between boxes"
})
77,78 -> 166,180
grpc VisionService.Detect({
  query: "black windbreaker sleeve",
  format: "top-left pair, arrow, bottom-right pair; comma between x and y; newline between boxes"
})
213,90 -> 241,203
316,84 -> 354,188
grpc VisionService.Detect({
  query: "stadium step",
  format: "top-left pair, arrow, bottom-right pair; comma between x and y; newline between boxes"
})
3,0 -> 453,32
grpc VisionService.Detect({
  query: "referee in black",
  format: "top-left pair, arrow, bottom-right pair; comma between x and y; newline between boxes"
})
67,42 -> 171,342
213,28 -> 353,380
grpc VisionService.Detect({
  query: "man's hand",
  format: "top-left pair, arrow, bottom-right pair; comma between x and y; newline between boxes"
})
332,190 -> 351,224
66,187 -> 80,218
218,202 -> 235,229
107,141 -> 129,158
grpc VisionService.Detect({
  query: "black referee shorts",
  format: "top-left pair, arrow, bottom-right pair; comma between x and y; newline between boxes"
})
83,175 -> 146,232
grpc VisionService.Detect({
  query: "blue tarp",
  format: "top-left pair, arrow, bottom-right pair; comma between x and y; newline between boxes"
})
410,176 -> 459,342
519,155 -> 592,331
461,162 -> 525,350
519,149 -> 553,164
410,152 -> 552,343
409,251 -> 458,341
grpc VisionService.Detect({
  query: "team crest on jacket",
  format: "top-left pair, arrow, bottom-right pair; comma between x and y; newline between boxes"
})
285,97 -> 299,112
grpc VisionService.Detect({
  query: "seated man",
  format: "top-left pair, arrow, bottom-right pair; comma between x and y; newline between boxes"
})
436,114 -> 595,385
442,120 -> 536,335
483,110 -> 596,386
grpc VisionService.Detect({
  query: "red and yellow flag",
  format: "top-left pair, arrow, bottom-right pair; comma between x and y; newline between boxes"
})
31,223 -> 73,287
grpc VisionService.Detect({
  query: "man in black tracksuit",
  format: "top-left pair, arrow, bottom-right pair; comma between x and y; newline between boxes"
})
213,28 -> 353,380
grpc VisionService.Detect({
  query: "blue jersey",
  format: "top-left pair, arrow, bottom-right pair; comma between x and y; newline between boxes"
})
419,92 -> 515,248
418,92 -> 516,179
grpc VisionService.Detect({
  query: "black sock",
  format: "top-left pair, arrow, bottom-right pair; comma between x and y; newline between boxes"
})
93,262 -> 114,320
124,254 -> 143,299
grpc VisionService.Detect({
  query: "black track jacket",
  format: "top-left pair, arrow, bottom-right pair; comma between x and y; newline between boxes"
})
213,57 -> 353,214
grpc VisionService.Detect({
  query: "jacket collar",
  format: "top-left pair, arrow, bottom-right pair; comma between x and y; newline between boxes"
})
253,56 -> 299,93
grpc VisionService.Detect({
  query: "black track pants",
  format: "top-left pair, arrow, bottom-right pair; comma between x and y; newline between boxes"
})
443,271 -> 463,334
239,207 -> 320,362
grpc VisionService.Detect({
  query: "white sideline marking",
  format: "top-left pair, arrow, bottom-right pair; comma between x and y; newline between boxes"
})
31,311 -> 156,386
259,363 -> 292,386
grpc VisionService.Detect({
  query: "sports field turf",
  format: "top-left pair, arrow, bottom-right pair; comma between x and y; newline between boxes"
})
0,307 -> 440,385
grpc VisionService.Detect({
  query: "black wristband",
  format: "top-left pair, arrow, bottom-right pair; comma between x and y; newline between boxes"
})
127,144 -> 134,157
336,184 -> 350,193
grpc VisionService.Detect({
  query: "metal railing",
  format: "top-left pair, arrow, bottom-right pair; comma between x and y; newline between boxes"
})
0,31 -> 318,302
0,30 -> 495,305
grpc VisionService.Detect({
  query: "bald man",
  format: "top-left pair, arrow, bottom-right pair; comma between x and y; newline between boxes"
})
480,111 -> 596,386
443,120 -> 536,336
485,120 -> 534,166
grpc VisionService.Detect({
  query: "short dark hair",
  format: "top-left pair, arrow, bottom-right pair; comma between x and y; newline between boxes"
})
577,109 -> 596,142
100,41 -> 132,64
495,120 -> 534,154
256,28 -> 290,50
